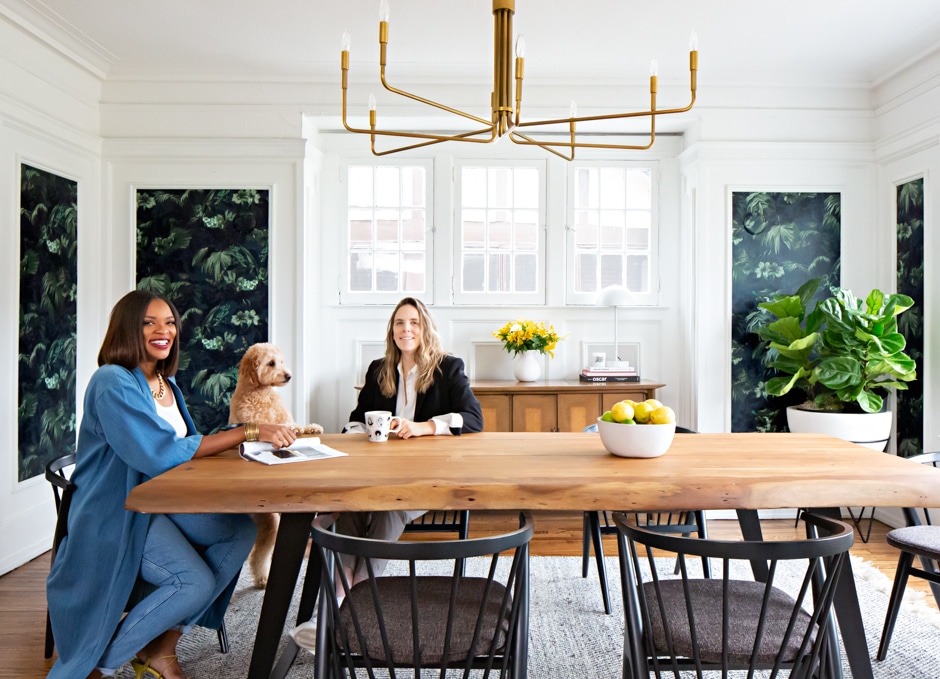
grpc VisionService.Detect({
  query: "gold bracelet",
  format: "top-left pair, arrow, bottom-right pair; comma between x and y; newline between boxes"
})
244,422 -> 259,442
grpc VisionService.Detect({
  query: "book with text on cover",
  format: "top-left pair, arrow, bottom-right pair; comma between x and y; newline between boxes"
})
581,367 -> 638,377
579,374 -> 640,383
239,438 -> 347,465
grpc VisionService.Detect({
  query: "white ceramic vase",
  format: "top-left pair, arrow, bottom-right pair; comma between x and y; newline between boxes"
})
513,350 -> 541,382
786,406 -> 892,451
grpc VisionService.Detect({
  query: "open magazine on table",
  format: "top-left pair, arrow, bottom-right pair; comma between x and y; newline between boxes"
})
239,438 -> 347,465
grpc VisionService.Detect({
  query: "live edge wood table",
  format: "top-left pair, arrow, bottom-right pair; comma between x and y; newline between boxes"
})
126,432 -> 940,679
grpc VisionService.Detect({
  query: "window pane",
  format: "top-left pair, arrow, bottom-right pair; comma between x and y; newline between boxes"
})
375,209 -> 399,246
374,167 -> 400,207
375,252 -> 399,291
514,168 -> 539,208
349,208 -> 373,247
514,253 -> 537,292
574,210 -> 598,247
626,226 -> 649,250
401,209 -> 425,244
488,252 -> 511,291
626,169 -> 651,209
349,252 -> 372,291
575,253 -> 598,293
462,253 -> 485,292
626,254 -> 649,292
600,168 -> 625,209
348,166 -> 373,207
401,252 -> 425,292
488,168 -> 512,208
514,211 -> 538,250
600,254 -> 623,289
401,167 -> 425,207
488,209 -> 511,249
599,211 -> 625,249
462,167 -> 486,207
462,209 -> 486,248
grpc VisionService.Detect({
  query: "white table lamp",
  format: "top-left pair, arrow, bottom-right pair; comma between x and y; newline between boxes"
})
596,285 -> 634,367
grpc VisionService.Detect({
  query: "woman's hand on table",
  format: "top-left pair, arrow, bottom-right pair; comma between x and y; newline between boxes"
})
259,424 -> 297,448
395,419 -> 435,439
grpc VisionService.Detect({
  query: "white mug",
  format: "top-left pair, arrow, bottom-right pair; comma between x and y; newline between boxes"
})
365,410 -> 403,442
592,352 -> 606,368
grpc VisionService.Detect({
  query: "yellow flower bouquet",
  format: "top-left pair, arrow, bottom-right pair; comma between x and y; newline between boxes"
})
493,319 -> 563,358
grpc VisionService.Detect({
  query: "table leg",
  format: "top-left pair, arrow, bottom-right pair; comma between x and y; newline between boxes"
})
247,512 -> 315,679
811,508 -> 875,679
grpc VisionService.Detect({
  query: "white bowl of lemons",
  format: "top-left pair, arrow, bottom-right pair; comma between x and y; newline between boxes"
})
596,399 -> 676,458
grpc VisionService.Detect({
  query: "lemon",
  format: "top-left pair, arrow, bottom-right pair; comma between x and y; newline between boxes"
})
619,399 -> 637,407
610,401 -> 635,423
644,398 -> 663,409
650,405 -> 676,425
632,402 -> 654,424
600,410 -> 615,423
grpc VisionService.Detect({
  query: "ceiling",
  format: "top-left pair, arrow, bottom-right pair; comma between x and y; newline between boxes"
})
8,0 -> 940,86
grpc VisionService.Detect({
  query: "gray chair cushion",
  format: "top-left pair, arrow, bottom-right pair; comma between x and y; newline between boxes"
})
887,525 -> 940,560
337,576 -> 510,665
643,579 -> 814,665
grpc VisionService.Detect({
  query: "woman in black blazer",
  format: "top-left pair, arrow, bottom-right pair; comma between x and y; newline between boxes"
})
337,297 -> 482,591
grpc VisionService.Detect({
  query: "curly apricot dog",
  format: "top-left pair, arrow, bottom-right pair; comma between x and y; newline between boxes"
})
229,342 -> 323,588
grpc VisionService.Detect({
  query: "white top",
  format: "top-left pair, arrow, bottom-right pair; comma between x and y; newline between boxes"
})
155,396 -> 188,438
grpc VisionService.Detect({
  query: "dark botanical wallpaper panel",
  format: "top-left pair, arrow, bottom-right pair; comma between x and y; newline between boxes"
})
730,192 -> 841,433
18,165 -> 78,481
896,178 -> 924,458
136,189 -> 269,433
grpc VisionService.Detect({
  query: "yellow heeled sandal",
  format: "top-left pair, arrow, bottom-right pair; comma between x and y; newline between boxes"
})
130,655 -> 189,679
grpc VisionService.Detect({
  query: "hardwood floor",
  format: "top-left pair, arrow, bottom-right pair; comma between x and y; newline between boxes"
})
2,511 -> 934,678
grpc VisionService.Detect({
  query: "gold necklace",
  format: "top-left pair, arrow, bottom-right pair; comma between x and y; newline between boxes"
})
151,372 -> 166,400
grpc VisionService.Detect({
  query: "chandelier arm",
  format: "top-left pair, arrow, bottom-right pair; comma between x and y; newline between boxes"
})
379,69 -> 494,127
508,131 -> 656,152
343,81 -> 499,145
505,130 -> 574,161
367,125 -> 502,156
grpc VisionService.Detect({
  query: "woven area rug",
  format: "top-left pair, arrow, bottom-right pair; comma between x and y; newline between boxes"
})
112,555 -> 940,678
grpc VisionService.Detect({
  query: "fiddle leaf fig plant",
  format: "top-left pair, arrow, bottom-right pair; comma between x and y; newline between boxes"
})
755,278 -> 917,414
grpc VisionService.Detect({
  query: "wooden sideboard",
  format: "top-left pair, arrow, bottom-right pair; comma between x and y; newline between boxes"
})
470,379 -> 665,432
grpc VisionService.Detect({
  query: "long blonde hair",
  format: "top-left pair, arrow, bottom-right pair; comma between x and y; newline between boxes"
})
377,297 -> 447,398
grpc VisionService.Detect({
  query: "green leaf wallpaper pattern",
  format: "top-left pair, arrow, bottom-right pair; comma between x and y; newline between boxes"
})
730,192 -> 841,433
136,189 -> 269,434
18,165 -> 78,482
896,178 -> 924,457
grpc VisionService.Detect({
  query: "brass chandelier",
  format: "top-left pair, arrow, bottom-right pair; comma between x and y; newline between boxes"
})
340,0 -> 698,160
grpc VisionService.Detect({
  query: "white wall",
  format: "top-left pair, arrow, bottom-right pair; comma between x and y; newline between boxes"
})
0,14 -> 103,573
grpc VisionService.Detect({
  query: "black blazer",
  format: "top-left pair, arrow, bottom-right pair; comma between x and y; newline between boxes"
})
348,355 -> 483,435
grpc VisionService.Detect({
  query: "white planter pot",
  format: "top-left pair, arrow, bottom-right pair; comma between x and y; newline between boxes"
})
786,406 -> 892,451
513,351 -> 541,382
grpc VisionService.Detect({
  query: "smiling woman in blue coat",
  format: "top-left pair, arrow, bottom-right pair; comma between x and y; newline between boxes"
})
45,290 -> 298,679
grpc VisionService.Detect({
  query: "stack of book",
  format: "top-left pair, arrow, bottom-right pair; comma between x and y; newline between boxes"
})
579,366 -> 640,383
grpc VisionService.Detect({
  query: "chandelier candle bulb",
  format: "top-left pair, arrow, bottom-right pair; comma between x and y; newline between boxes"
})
689,30 -> 698,51
379,0 -> 389,23
515,34 -> 525,58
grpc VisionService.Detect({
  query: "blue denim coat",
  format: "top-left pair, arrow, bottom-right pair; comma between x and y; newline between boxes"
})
45,365 -> 213,678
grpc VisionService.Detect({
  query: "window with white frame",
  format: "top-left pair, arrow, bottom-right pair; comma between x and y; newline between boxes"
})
568,164 -> 656,304
344,162 -> 431,302
455,161 -> 545,305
